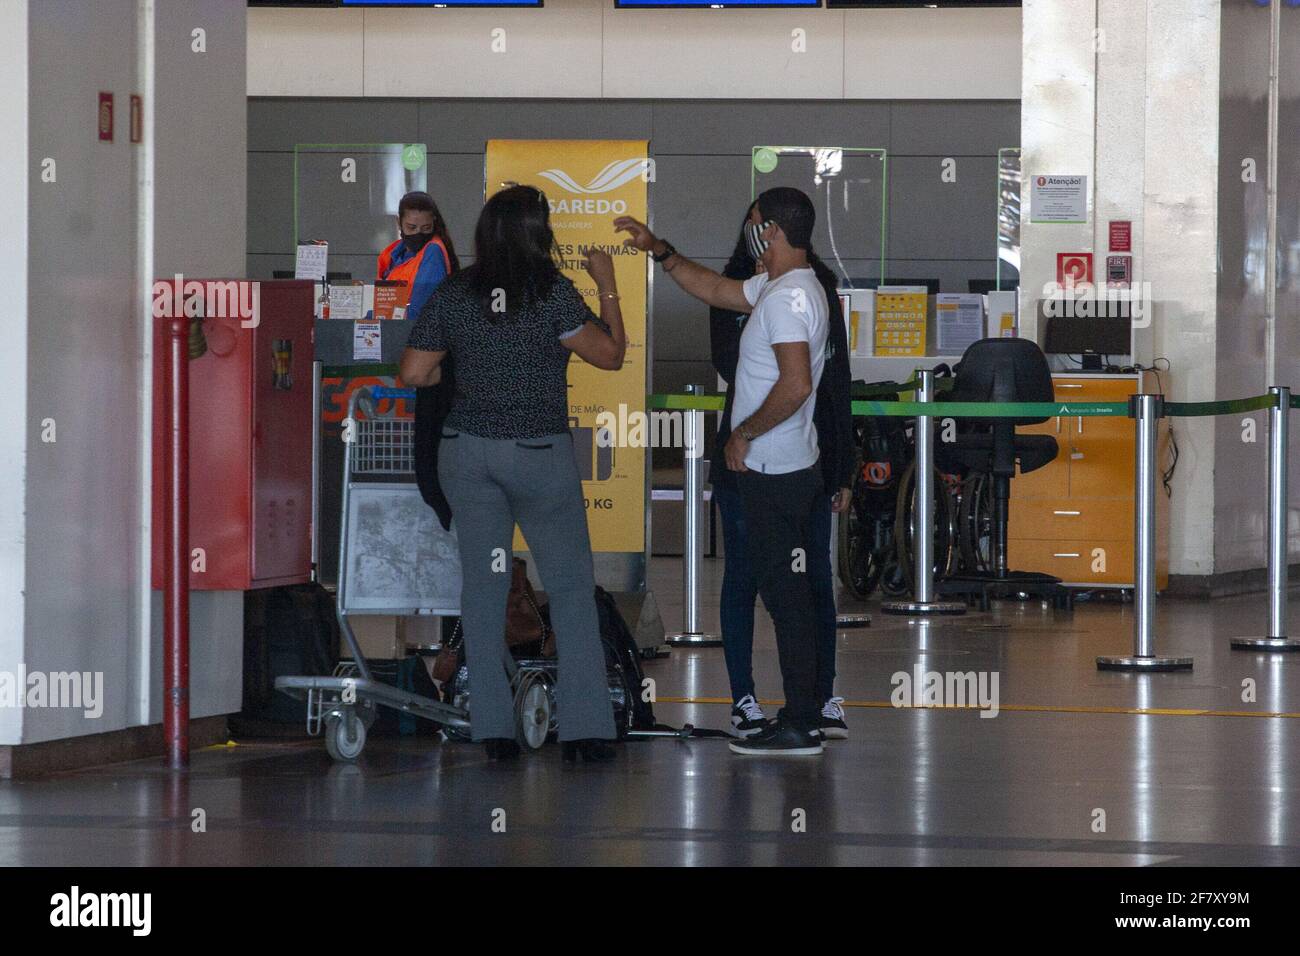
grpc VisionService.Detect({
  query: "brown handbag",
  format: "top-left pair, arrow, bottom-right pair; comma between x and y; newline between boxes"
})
505,557 -> 546,647
431,557 -> 551,684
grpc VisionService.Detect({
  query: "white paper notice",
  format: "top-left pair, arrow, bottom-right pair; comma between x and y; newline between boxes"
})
986,291 -> 1018,338
936,293 -> 985,354
329,283 -> 365,321
353,322 -> 382,362
295,241 -> 328,281
1030,174 -> 1088,223
846,288 -> 875,357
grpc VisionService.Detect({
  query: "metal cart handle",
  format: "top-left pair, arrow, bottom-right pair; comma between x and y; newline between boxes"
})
370,386 -> 416,401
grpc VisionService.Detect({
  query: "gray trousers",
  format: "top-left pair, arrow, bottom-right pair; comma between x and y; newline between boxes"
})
438,428 -> 616,742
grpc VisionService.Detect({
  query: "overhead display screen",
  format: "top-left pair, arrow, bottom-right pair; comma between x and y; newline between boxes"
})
826,1 -> 1018,7
617,0 -> 820,7
252,1 -> 545,6
339,0 -> 543,7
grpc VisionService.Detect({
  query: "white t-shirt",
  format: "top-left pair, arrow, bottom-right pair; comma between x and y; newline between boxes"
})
730,267 -> 828,474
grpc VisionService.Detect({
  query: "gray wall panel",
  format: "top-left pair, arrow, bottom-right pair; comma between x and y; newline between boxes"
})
323,254 -> 382,282
653,257 -> 727,362
887,155 -> 999,260
651,101 -> 891,154
248,253 -> 295,281
651,156 -> 755,258
423,152 -> 491,254
418,99 -> 654,152
889,101 -> 1021,155
882,259 -> 1000,294
248,151 -> 295,254
248,99 -> 421,151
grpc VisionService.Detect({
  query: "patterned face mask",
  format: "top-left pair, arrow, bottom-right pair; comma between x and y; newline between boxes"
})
745,220 -> 775,261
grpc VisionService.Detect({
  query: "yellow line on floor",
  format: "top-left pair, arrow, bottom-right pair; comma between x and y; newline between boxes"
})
656,696 -> 1300,719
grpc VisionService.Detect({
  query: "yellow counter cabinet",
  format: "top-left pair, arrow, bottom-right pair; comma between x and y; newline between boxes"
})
1008,372 -> 1170,590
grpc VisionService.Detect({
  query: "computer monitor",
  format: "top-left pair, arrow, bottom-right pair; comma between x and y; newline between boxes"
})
1040,300 -> 1132,366
968,279 -> 1017,296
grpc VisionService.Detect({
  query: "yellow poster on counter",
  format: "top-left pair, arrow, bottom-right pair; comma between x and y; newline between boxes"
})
484,139 -> 649,554
874,287 -> 928,357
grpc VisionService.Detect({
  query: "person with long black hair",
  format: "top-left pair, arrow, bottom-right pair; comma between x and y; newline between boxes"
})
400,185 -> 626,764
708,202 -> 855,741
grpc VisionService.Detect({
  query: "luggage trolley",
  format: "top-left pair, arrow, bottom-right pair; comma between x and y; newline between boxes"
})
275,385 -> 554,762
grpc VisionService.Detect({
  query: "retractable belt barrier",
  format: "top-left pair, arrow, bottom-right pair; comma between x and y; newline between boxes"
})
649,383 -> 1300,668
315,376 -> 1300,667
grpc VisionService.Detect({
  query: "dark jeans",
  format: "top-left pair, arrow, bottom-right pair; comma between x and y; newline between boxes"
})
715,481 -> 838,706
733,466 -> 827,731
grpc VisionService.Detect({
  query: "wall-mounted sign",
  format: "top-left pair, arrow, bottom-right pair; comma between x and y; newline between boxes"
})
1109,220 -> 1131,252
1056,252 -> 1094,287
1031,174 -> 1087,223
1106,255 -> 1132,288
98,92 -> 113,142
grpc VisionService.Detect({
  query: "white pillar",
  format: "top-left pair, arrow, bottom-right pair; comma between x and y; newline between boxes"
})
1020,0 -> 1221,577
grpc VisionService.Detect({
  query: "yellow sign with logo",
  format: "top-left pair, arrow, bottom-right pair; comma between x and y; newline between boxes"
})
485,140 -> 649,554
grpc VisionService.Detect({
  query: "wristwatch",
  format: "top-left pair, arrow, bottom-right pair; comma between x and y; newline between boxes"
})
738,423 -> 757,441
652,241 -> 677,264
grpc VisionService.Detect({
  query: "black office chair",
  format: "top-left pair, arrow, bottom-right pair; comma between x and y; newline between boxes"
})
935,338 -> 1073,611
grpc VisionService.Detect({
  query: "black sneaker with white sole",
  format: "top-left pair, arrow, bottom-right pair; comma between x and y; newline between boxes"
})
819,696 -> 849,740
730,694 -> 769,737
728,719 -> 824,756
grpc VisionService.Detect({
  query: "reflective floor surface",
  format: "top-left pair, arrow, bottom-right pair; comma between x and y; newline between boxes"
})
2,558 -> 1299,866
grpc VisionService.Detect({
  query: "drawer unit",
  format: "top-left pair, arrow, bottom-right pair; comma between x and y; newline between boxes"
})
1008,497 -> 1133,542
1008,373 -> 1169,589
1006,538 -> 1135,586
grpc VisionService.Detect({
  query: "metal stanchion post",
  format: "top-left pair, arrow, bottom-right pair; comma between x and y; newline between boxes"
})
883,370 -> 965,616
666,385 -> 722,647
1098,394 -> 1191,671
1233,385 -> 1300,651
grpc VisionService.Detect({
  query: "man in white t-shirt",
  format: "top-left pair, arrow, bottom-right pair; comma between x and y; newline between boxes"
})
615,188 -> 830,756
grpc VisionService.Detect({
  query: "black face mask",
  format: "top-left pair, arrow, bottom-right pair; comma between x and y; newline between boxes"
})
402,232 -> 433,254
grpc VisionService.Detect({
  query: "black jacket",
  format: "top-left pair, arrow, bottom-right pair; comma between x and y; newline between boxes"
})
709,274 -> 854,496
413,354 -> 455,531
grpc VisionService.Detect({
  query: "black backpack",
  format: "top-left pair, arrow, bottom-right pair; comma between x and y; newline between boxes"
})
593,586 -> 656,733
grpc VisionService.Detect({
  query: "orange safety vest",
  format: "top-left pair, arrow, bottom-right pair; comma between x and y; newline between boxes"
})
376,235 -> 452,286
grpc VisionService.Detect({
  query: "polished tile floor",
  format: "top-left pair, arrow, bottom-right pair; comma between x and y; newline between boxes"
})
2,559 -> 1299,866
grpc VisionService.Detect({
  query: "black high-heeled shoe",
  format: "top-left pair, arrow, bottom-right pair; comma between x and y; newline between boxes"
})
561,739 -> 618,763
483,738 -> 521,761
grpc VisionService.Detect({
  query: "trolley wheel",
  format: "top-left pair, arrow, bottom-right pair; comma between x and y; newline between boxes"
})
324,710 -> 367,763
514,671 -> 553,751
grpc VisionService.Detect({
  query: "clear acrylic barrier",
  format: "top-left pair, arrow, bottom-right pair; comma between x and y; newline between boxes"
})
997,147 -> 1021,290
750,146 -> 887,288
294,143 -> 429,256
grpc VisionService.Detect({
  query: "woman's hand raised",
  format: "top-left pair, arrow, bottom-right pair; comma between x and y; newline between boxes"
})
583,248 -> 617,292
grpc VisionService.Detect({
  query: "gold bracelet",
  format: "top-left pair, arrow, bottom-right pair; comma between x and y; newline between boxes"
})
599,291 -> 620,301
